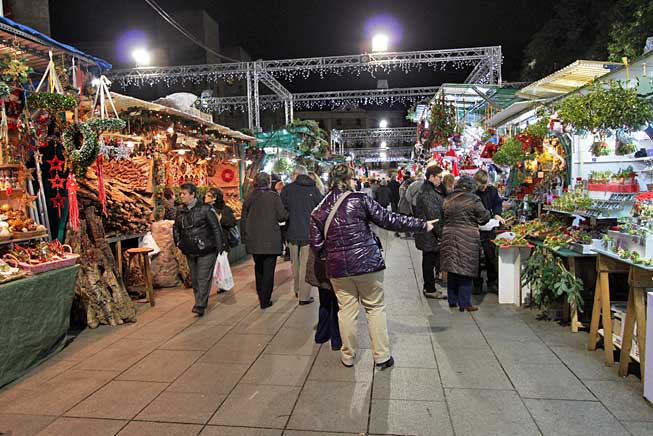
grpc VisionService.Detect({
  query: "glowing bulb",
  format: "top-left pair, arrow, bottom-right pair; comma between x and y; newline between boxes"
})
380,151 -> 387,160
167,126 -> 174,134
231,158 -> 238,164
372,34 -> 389,52
379,119 -> 388,129
131,48 -> 151,66
245,159 -> 253,165
380,141 -> 388,149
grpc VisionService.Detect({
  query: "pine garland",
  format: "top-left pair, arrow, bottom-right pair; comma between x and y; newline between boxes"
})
87,117 -> 126,133
64,122 -> 99,178
27,92 -> 77,113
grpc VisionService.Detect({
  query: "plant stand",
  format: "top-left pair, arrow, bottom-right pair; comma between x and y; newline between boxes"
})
497,246 -> 526,305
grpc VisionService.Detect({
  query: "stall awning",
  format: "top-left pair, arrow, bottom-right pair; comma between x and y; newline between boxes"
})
516,60 -> 621,100
486,100 -> 544,128
0,16 -> 111,72
103,92 -> 255,142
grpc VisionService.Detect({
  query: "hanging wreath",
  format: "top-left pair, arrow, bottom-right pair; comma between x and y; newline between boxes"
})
221,168 -> 235,183
87,117 -> 126,133
63,122 -> 99,178
27,92 -> 77,113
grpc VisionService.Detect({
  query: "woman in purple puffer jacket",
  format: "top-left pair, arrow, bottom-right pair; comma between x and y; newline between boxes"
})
310,164 -> 435,370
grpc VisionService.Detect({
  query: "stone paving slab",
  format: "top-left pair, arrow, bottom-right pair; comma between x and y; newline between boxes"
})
116,421 -> 203,436
503,362 -> 596,401
35,417 -> 127,436
241,354 -> 314,386
372,367 -> 444,402
209,383 -> 300,429
286,380 -> 371,433
436,347 -> 513,390
64,380 -> 168,420
117,350 -> 203,383
524,398 -> 630,436
445,388 -> 541,436
136,391 -> 226,424
200,426 -> 282,436
369,399 -> 453,436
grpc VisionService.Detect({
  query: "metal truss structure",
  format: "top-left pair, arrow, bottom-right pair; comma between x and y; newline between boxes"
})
107,46 -> 502,131
196,86 -> 442,113
344,146 -> 413,163
331,127 -> 416,155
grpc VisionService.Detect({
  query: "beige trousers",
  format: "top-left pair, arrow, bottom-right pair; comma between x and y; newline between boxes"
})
288,242 -> 311,301
330,271 -> 390,365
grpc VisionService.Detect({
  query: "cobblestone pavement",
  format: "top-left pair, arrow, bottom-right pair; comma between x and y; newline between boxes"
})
1,230 -> 652,435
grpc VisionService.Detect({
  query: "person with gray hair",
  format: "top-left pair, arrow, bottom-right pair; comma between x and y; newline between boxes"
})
440,175 -> 491,312
281,165 -> 324,304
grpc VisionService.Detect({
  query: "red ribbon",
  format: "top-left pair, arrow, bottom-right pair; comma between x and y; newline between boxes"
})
96,155 -> 108,217
67,174 -> 80,231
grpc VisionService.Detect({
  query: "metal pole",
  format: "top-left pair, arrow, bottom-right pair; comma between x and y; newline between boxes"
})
284,100 -> 289,125
253,64 -> 261,132
289,96 -> 294,123
246,65 -> 254,131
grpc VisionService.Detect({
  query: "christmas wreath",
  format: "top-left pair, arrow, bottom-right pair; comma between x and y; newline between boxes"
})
27,92 -> 77,113
63,122 -> 99,178
221,168 -> 235,183
87,117 -> 127,133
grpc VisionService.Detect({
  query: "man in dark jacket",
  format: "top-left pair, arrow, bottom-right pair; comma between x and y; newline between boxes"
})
173,183 -> 223,316
281,165 -> 323,304
374,180 -> 392,208
474,170 -> 505,294
388,176 -> 401,212
414,165 -> 447,299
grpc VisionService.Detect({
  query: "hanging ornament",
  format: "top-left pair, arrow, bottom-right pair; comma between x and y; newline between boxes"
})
47,154 -> 64,172
96,155 -> 108,217
67,174 -> 80,231
50,192 -> 65,218
48,172 -> 65,190
451,160 -> 460,177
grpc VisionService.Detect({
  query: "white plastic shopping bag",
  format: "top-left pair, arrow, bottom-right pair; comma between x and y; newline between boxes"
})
139,232 -> 161,256
213,252 -> 234,291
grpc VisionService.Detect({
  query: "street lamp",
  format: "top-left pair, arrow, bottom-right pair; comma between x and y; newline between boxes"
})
132,48 -> 152,66
379,119 -> 388,129
380,141 -> 388,149
372,34 -> 389,52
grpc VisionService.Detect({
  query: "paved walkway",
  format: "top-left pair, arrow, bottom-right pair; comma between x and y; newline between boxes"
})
1,230 -> 652,436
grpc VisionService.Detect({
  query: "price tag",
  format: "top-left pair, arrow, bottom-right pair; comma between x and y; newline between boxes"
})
538,172 -> 544,179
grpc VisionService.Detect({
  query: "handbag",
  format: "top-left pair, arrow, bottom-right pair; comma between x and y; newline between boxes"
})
227,226 -> 240,247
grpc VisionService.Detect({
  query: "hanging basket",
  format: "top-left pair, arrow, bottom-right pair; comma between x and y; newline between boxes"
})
87,117 -> 126,133
27,92 -> 77,113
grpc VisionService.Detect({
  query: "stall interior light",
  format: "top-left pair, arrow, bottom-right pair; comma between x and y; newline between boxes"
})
245,159 -> 253,165
167,126 -> 175,134
231,158 -> 238,164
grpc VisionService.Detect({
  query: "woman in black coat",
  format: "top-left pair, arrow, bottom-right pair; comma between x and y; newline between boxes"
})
205,187 -> 237,251
440,175 -> 491,312
241,172 -> 289,309
374,180 -> 392,208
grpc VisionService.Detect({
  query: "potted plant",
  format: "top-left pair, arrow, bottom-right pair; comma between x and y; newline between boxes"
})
557,80 -> 653,153
492,136 -> 533,167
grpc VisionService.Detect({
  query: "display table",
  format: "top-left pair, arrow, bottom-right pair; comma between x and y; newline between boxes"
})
588,248 -> 651,385
529,240 -> 597,332
0,265 -> 79,387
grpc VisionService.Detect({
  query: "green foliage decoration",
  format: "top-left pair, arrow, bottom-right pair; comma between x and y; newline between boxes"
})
556,80 -> 653,136
492,137 -> 532,167
27,92 -> 77,113
63,122 -> 99,178
522,247 -> 584,312
87,117 -> 127,133
0,55 -> 33,85
425,96 -> 460,147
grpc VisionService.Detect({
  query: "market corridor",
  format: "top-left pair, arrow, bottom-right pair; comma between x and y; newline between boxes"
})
1,231 -> 652,436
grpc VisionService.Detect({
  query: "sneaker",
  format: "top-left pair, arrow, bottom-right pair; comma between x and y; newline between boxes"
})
433,290 -> 448,299
375,356 -> 394,370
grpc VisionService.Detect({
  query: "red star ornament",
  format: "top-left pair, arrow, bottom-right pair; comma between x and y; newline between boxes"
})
47,155 -> 65,173
49,173 -> 65,190
50,192 -> 66,218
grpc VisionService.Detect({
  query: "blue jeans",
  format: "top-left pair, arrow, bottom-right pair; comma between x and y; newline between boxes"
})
447,272 -> 473,308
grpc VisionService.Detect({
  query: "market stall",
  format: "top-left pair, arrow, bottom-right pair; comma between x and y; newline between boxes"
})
0,15 -> 111,387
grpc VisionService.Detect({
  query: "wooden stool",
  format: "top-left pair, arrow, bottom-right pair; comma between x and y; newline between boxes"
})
126,247 -> 155,307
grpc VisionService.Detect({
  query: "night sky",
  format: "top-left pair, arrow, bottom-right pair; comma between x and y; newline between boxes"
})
51,0 -> 554,92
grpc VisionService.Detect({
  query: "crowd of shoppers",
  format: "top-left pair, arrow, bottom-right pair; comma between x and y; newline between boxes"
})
171,163 -> 503,371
